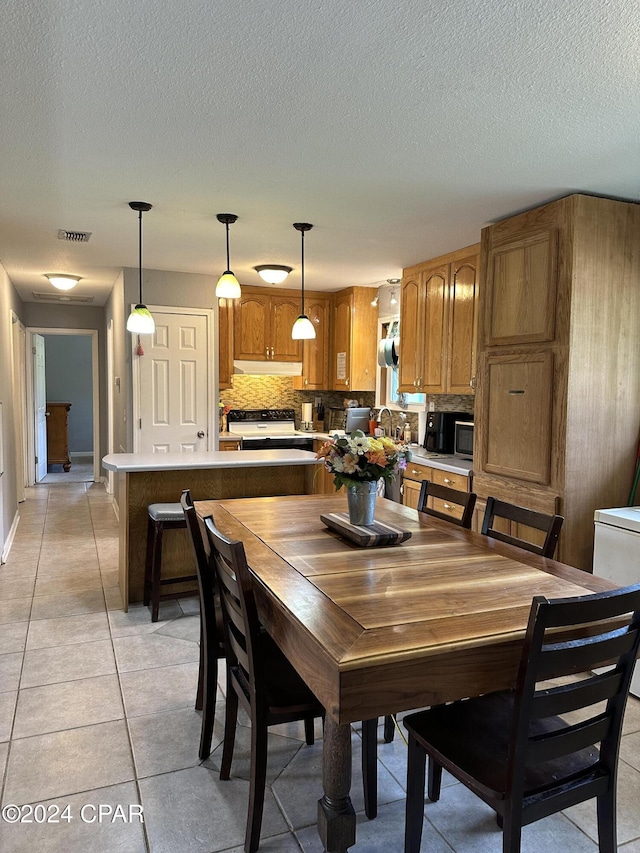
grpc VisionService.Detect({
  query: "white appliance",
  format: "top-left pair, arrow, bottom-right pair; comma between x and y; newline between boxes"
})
226,408 -> 314,451
593,506 -> 640,698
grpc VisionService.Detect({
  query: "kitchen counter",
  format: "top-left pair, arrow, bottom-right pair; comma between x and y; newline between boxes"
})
104,450 -> 320,608
103,448 -> 319,472
406,446 -> 473,477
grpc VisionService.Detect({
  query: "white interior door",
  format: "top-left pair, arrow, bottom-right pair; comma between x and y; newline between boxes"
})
34,334 -> 48,481
135,310 -> 211,452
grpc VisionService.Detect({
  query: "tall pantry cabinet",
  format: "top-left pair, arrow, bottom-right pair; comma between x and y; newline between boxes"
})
473,194 -> 640,571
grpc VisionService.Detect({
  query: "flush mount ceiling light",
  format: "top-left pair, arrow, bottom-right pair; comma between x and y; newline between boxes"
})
254,264 -> 293,285
45,274 -> 81,291
291,223 -> 316,340
126,201 -> 155,334
215,213 -> 241,299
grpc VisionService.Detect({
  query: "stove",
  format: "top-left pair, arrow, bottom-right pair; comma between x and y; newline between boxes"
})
226,409 -> 314,451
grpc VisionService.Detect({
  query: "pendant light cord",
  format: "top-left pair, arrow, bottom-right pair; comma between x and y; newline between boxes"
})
138,209 -> 143,304
225,221 -> 231,272
300,228 -> 305,314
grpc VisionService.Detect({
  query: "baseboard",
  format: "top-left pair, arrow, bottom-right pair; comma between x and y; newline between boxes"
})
1,510 -> 20,564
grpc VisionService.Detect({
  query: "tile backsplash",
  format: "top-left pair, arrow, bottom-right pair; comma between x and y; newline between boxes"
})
220,376 -> 474,438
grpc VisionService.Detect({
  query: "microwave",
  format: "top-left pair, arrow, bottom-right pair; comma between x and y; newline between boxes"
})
454,421 -> 474,459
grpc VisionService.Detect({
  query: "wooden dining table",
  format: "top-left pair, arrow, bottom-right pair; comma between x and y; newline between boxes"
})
195,492 -> 615,853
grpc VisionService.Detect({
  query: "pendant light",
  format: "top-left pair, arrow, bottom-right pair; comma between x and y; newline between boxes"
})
291,222 -> 316,340
215,213 -> 241,298
126,202 -> 155,334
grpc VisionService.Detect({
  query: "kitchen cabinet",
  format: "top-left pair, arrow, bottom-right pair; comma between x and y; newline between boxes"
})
403,459 -> 472,518
218,297 -> 234,390
293,294 -> 331,391
402,460 -> 433,510
331,287 -> 378,391
218,438 -> 241,451
473,194 -> 640,570
399,245 -> 479,395
46,402 -> 72,471
234,286 -> 302,362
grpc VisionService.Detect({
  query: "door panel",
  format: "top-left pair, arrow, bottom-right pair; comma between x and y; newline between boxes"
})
422,266 -> 448,393
137,311 -> 209,453
34,334 -> 47,481
271,295 -> 303,361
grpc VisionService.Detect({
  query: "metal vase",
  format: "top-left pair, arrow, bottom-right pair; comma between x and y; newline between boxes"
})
346,480 -> 377,526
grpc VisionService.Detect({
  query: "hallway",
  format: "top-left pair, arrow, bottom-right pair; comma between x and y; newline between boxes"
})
1,483 -> 640,852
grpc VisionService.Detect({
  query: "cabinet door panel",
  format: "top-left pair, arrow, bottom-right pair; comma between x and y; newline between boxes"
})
422,266 -> 448,393
398,273 -> 423,391
302,297 -> 330,389
271,295 -> 303,361
448,257 -> 478,394
332,294 -> 352,389
483,350 -> 554,484
486,230 -> 558,345
218,298 -> 234,389
402,477 -> 422,509
234,292 -> 270,360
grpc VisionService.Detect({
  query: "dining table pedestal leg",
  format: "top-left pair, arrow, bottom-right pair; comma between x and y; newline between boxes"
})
317,717 -> 356,852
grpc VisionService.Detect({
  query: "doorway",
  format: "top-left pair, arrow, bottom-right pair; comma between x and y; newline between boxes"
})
26,328 -> 100,485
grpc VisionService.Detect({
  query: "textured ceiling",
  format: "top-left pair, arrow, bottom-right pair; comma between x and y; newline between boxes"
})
3,0 -> 640,305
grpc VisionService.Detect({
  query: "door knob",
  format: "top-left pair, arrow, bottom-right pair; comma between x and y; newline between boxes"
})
197,431 -> 205,438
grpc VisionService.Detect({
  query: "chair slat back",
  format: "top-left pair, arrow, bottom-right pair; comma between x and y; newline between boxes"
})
481,496 -> 564,557
204,516 -> 262,698
417,481 -> 477,529
508,584 -> 640,793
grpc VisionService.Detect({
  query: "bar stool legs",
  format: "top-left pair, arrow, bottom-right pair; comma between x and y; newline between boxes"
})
143,503 -> 196,622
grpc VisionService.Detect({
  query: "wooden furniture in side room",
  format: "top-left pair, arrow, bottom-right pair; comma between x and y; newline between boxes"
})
399,245 -> 479,395
481,496 -> 564,558
417,481 -> 477,528
293,293 -> 331,390
218,297 -> 234,390
233,286 -> 303,362
331,286 -> 378,391
142,502 -> 196,622
181,490 -> 226,760
194,493 -> 616,853
45,402 -> 72,471
403,584 -> 640,853
473,194 -> 640,570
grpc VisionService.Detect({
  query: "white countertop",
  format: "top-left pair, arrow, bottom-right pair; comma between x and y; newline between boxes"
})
102,449 -> 320,473
406,446 -> 473,476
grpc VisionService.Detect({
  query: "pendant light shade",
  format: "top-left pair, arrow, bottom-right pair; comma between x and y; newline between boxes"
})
291,222 -> 316,340
127,202 -> 154,334
215,213 -> 241,299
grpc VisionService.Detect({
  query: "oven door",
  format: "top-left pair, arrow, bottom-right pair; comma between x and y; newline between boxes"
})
241,436 -> 314,451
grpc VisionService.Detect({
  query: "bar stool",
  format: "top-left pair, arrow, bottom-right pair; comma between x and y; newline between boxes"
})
143,502 -> 197,622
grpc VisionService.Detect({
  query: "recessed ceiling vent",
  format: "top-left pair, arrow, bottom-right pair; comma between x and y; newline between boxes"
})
33,291 -> 94,304
57,229 -> 91,242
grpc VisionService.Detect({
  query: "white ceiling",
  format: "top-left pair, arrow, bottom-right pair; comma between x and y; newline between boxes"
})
3,0 -> 640,306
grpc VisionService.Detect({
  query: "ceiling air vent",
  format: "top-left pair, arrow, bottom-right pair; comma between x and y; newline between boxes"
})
57,229 -> 92,242
33,292 -> 94,304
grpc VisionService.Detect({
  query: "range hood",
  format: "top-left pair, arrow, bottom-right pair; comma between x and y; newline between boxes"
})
233,360 -> 303,377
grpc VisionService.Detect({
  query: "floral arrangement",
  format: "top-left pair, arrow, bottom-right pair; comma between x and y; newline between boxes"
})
316,430 -> 411,490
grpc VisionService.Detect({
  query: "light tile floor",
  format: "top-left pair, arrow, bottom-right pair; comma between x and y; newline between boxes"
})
1,483 -> 640,852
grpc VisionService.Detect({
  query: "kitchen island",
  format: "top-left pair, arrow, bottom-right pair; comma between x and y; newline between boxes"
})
102,449 -> 320,608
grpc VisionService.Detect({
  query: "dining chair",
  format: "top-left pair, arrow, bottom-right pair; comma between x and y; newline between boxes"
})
204,515 -> 384,852
417,480 -> 477,528
403,583 -> 640,853
180,489 -> 226,760
481,496 -> 564,558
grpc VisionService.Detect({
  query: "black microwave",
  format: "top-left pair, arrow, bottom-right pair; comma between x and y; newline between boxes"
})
454,421 -> 474,459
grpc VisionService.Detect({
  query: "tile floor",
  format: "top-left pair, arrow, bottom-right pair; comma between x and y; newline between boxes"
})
1,482 -> 640,852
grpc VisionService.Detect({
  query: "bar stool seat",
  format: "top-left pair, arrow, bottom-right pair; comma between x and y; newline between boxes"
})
143,502 -> 197,622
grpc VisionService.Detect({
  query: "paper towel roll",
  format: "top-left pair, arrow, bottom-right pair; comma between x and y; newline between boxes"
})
302,402 -> 313,423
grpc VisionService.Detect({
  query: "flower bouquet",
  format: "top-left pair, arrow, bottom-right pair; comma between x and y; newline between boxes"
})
316,430 -> 411,524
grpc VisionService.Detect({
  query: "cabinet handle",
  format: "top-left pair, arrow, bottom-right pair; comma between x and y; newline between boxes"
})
443,503 -> 454,511
508,389 -> 525,395
470,375 -> 476,389
411,469 -> 421,476
443,477 -> 453,484
266,347 -> 270,359
345,378 -> 349,386
304,378 -> 308,386
271,347 -> 274,358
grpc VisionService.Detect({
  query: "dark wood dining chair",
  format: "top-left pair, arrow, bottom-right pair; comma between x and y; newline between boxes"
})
481,496 -> 564,558
417,480 -> 477,528
403,583 -> 640,853
180,489 -> 226,760
204,515 -> 384,852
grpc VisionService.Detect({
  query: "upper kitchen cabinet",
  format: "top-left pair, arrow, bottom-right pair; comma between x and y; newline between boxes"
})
218,297 -> 234,390
234,286 -> 302,362
398,245 -> 480,395
473,194 -> 640,571
293,293 -> 331,391
331,287 -> 378,391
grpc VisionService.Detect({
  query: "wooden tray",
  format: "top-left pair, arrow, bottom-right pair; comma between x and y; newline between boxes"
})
320,512 -> 412,547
